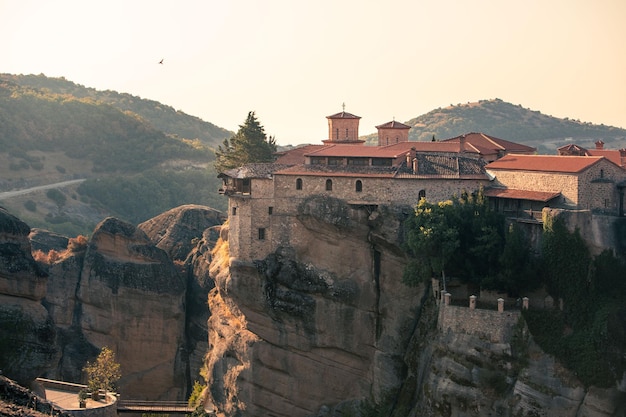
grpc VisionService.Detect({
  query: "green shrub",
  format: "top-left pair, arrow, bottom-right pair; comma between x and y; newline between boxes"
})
46,188 -> 66,206
30,160 -> 44,170
24,200 -> 37,212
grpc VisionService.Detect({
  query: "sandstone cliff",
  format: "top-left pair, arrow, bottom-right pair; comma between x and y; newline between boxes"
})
0,204 -> 224,401
139,204 -> 225,391
204,197 -> 626,417
204,198 -> 425,416
0,208 -> 57,386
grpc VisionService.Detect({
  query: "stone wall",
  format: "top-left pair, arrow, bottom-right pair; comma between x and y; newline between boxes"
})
488,170 -> 579,207
488,158 -> 625,214
228,174 -> 488,262
274,174 -> 487,207
438,302 -> 521,344
577,160 -> 624,213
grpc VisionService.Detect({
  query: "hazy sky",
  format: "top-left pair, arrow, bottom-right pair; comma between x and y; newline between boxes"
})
3,0 -> 625,145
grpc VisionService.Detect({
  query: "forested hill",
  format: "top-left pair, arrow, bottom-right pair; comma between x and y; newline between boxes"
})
0,73 -> 232,148
365,99 -> 626,154
0,74 -> 228,236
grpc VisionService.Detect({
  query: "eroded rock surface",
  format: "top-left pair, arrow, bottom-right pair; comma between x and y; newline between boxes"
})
1,205 -> 224,401
0,208 -> 56,386
204,198 -> 626,417
204,201 -> 424,417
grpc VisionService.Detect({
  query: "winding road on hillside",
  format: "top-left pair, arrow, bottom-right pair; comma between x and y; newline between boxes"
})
0,179 -> 86,200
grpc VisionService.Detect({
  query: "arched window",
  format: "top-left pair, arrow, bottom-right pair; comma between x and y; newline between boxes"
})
326,179 -> 333,191
418,189 -> 426,200
355,180 -> 363,192
296,178 -> 303,190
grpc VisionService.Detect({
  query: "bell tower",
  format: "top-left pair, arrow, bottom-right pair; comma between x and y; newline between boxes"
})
324,104 -> 364,144
376,119 -> 411,146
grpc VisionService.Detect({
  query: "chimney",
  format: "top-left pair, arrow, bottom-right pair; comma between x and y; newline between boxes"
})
595,140 -> 605,150
412,158 -> 418,173
459,134 -> 466,153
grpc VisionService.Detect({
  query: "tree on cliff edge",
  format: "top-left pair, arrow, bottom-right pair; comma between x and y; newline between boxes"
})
214,111 -> 276,172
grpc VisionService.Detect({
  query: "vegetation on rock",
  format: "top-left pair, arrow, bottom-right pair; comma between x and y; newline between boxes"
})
214,111 -> 276,172
403,189 -> 539,295
524,216 -> 626,387
404,198 -> 626,388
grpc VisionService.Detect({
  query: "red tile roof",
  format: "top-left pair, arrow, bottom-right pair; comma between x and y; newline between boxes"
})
274,133 -> 534,165
274,144 -> 325,165
303,142 -> 471,158
485,154 -> 605,173
326,111 -> 361,119
483,187 -> 561,202
443,132 -> 536,154
375,120 -> 412,129
587,150 -> 624,167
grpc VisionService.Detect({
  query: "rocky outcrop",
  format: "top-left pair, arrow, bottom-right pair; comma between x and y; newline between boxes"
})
0,208 -> 57,386
204,200 -> 424,417
0,375 -> 73,417
29,229 -> 70,254
205,198 -> 626,417
139,204 -> 225,391
138,204 -> 225,262
0,204 -> 225,402
66,217 -> 187,399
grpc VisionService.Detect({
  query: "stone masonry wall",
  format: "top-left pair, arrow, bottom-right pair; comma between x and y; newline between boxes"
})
274,174 -> 488,207
488,170 -> 579,207
577,159 -> 624,213
229,174 -> 489,262
488,158 -> 626,213
438,303 -> 521,343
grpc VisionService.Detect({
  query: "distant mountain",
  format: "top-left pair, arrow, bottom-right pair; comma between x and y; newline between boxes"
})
0,73 -> 232,148
0,74 -> 228,236
364,99 -> 626,154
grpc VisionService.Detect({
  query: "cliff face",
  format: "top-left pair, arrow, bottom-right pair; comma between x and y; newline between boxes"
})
205,199 -> 425,416
0,208 -> 56,386
205,198 -> 626,417
139,204 -> 225,390
0,205 -> 224,401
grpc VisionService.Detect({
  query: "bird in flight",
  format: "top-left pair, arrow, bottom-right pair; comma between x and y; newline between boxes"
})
158,59 -> 164,64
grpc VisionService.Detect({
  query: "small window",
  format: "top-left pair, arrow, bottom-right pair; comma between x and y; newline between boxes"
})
600,169 -> 605,178
258,228 -> 266,240
326,179 -> 333,191
356,180 -> 363,192
232,207 -> 237,215
268,206 -> 273,215
418,190 -> 426,200
345,128 -> 349,139
296,178 -> 303,190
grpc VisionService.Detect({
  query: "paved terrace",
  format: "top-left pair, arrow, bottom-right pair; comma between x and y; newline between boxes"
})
37,378 -> 116,413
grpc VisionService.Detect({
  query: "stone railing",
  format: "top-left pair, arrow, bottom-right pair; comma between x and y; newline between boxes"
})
438,292 -> 526,343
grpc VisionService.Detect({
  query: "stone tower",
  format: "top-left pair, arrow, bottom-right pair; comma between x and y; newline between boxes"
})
324,108 -> 363,144
376,120 -> 411,146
